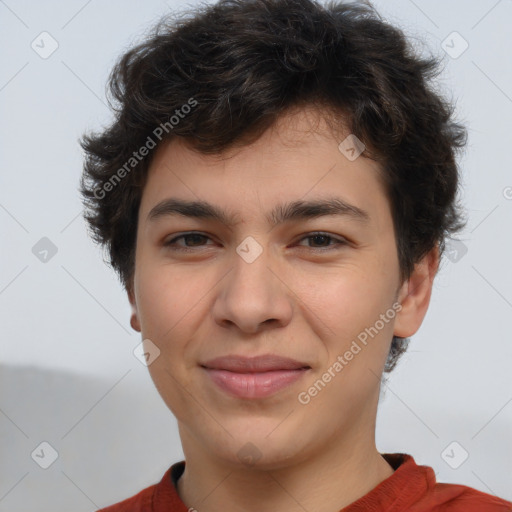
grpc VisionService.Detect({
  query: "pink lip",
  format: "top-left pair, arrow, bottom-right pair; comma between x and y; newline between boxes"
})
201,355 -> 311,399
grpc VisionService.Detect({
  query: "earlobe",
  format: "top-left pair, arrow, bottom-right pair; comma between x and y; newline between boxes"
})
127,285 -> 142,333
130,311 -> 141,332
393,245 -> 440,338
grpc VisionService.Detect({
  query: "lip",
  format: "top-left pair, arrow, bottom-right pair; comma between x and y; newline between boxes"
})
202,354 -> 310,372
201,354 -> 311,399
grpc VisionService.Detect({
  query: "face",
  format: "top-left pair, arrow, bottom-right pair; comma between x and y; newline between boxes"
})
129,107 -> 433,469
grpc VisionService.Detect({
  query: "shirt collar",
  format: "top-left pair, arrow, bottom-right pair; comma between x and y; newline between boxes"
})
151,453 -> 435,512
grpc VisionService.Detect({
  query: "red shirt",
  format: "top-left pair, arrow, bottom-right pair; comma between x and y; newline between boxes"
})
99,453 -> 512,511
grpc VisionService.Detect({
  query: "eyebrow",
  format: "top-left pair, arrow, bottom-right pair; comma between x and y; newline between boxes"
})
147,197 -> 370,228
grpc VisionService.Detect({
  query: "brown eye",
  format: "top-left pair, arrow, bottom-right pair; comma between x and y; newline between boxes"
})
164,232 -> 214,250
297,232 -> 347,250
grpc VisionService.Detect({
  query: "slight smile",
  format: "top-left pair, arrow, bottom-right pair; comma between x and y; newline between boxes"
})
201,354 -> 311,399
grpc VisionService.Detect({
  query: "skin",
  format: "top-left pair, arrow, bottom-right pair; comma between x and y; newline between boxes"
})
128,106 -> 439,512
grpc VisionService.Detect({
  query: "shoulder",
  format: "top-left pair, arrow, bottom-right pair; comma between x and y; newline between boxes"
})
96,463 -> 185,512
97,483 -> 156,512
382,454 -> 511,512
417,481 -> 512,511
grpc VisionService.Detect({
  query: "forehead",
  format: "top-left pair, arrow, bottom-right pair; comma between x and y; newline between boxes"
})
139,107 -> 389,228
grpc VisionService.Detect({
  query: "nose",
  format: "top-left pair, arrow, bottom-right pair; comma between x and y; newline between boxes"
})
211,240 -> 293,334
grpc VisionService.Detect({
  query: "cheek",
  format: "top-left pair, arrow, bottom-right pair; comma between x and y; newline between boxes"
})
135,261 -> 203,343
134,264 -> 205,415
317,268 -> 390,329
311,266 -> 397,370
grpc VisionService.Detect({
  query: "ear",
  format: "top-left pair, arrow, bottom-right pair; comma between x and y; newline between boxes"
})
393,244 -> 440,338
127,283 -> 141,332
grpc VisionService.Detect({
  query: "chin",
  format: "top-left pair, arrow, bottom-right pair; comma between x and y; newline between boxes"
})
204,426 -> 311,471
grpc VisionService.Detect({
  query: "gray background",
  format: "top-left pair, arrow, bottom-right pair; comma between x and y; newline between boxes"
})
1,0 -> 511,510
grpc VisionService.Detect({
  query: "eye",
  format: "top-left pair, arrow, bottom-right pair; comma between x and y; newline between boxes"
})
163,231 -> 348,253
296,232 -> 348,251
163,232 -> 215,251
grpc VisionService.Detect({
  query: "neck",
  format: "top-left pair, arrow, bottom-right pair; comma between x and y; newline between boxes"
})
176,423 -> 394,512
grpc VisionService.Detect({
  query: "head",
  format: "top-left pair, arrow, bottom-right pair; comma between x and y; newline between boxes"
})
81,0 -> 466,468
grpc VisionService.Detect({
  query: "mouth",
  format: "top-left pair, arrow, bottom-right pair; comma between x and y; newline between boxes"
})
200,354 -> 311,399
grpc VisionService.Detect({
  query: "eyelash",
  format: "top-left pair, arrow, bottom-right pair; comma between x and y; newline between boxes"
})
163,232 -> 348,252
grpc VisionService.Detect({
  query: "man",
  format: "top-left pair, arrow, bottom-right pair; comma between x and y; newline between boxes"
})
80,0 -> 512,510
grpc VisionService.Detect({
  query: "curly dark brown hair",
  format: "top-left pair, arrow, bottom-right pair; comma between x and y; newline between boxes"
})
80,0 -> 467,372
